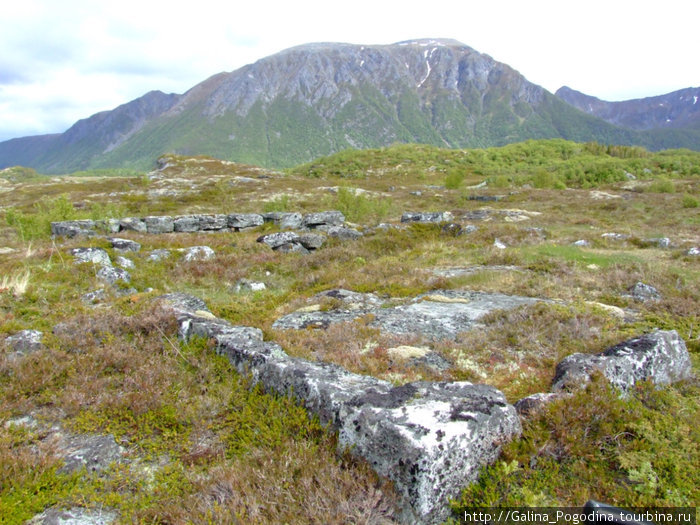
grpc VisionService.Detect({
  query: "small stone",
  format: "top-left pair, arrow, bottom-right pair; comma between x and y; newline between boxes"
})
257,231 -> 300,249
147,249 -> 171,261
629,282 -> 661,301
686,247 -> 699,256
401,211 -> 453,223
274,242 -> 309,254
493,239 -> 507,250
573,240 -> 590,247
70,248 -> 112,267
298,233 -> 326,250
5,330 -> 43,355
514,392 -> 570,416
27,506 -> 118,525
182,246 -> 215,262
441,223 -> 464,236
97,266 -> 131,285
115,256 -> 135,270
235,279 -> 267,293
324,226 -> 362,240
109,238 -> 141,252
82,289 -> 107,304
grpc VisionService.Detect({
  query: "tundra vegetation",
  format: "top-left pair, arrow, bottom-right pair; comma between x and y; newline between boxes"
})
0,139 -> 698,523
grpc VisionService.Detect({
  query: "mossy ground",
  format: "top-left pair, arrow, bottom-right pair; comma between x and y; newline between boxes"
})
1,140 -> 698,523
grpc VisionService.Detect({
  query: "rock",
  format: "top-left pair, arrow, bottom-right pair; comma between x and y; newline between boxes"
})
144,216 -> 174,234
514,392 -> 569,416
440,223 -> 464,236
182,246 -> 215,262
601,232 -> 630,241
302,211 -> 345,228
585,301 -> 626,319
119,217 -> 147,233
69,248 -> 112,267
147,249 -> 171,261
57,433 -> 125,474
165,294 -> 522,524
157,293 -> 210,315
316,288 -> 384,309
324,226 -> 362,240
409,191 -> 422,196
173,215 -> 200,232
274,290 -> 541,341
687,247 -> 699,256
646,237 -> 671,248
431,265 -> 521,278
108,238 -> 141,253
628,282 -> 661,301
493,239 -> 507,249
256,231 -> 300,249
551,330 -> 693,394
467,195 -> 503,202
197,214 -> 228,231
234,279 -> 267,293
572,239 -> 590,247
401,211 -> 453,223
227,213 -> 264,230
386,345 -> 430,360
50,220 -> 96,238
114,256 -> 135,270
411,351 -> 452,372
297,233 -> 326,250
82,289 -> 107,304
96,266 -> 131,285
4,330 -> 43,355
262,212 -> 304,230
274,242 -> 309,254
27,506 -> 118,525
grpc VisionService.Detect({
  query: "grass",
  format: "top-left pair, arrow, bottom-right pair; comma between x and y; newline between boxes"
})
0,139 -> 698,523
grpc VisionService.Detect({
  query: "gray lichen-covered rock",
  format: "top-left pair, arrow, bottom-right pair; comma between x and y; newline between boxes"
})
275,290 -> 541,341
69,248 -> 112,267
275,242 -> 310,254
196,214 -> 228,231
324,226 -> 363,240
82,289 -> 107,305
688,247 -> 700,256
147,249 -> 171,261
182,246 -> 215,262
302,210 -> 345,228
173,215 -> 200,232
628,282 -> 661,301
109,238 -> 141,253
227,213 -> 264,229
51,220 -> 97,238
166,294 -> 521,524
157,292 -> 210,315
114,256 -> 135,270
401,211 -> 453,223
256,231 -> 300,249
4,330 -> 43,355
119,217 -> 147,233
514,392 -> 570,416
27,506 -> 118,525
144,215 -> 174,234
96,266 -> 131,285
297,233 -> 326,250
57,433 -> 125,474
552,330 -> 693,393
262,212 -> 303,230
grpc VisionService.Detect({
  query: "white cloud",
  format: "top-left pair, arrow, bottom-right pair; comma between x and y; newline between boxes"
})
0,0 -> 698,140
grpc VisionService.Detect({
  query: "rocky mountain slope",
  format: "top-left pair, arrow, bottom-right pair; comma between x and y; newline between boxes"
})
556,85 -> 700,131
1,39 -> 699,173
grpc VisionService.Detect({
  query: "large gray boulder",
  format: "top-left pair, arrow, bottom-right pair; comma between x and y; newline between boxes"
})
302,211 -> 345,228
552,330 -> 693,393
173,215 -> 200,232
96,266 -> 131,285
57,433 -> 125,474
108,238 -> 141,253
227,213 -> 264,229
119,217 -> 147,233
165,294 -> 521,524
262,212 -> 303,230
181,246 -> 215,262
27,506 -> 118,525
144,216 -> 174,234
197,214 -> 228,231
50,220 -> 96,238
4,330 -> 44,356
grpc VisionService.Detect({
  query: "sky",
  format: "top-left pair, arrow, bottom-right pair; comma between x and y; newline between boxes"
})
1,0 -> 698,142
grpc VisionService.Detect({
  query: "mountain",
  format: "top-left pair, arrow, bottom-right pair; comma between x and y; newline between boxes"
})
1,39 -> 699,173
555,85 -> 700,131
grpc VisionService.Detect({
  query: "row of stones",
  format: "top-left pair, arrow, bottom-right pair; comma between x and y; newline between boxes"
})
50,211 -> 347,237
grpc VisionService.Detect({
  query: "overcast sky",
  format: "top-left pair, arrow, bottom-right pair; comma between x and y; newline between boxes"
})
1,0 -> 698,142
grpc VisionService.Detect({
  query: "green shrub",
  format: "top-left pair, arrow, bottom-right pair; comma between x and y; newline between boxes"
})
681,193 -> 699,208
329,187 -> 392,223
444,170 -> 465,189
648,177 -> 675,193
5,195 -> 78,240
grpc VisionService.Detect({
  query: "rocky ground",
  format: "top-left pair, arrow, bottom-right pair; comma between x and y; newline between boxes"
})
1,143 -> 698,523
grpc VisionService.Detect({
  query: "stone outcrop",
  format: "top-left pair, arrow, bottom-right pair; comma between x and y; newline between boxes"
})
28,506 -> 118,525
273,289 -> 542,341
69,247 -> 112,267
551,330 -> 693,394
51,210 -> 345,237
401,211 -> 453,223
4,329 -> 44,358
159,293 -> 521,524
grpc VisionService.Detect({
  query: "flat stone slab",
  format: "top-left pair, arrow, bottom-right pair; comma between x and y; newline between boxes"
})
273,289 -> 541,341
27,507 -> 118,525
162,293 -> 521,524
